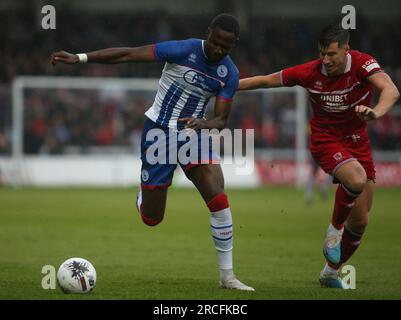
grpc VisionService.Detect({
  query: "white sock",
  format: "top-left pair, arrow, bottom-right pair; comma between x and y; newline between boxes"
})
220,268 -> 234,280
323,263 -> 339,275
210,208 -> 233,275
329,223 -> 344,233
137,189 -> 142,209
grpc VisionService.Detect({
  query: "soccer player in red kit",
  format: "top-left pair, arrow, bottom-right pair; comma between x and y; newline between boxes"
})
239,24 -> 400,288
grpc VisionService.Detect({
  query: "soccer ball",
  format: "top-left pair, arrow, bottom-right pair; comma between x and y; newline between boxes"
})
57,257 -> 97,293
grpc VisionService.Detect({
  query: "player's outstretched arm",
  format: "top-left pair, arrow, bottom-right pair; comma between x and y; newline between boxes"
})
355,72 -> 400,121
238,72 -> 282,91
50,45 -> 155,66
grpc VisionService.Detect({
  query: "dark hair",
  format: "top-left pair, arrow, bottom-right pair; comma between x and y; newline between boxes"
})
319,23 -> 350,48
210,13 -> 240,38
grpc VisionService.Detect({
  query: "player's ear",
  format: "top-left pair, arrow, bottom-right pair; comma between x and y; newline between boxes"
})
206,26 -> 212,38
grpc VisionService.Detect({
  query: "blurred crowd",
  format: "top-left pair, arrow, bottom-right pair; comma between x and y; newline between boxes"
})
0,10 -> 400,155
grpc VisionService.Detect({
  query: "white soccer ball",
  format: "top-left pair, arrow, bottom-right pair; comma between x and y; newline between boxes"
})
57,257 -> 97,293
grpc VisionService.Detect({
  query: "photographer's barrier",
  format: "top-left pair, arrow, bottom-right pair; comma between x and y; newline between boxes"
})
255,160 -> 401,186
1,156 -> 400,187
0,155 -> 260,188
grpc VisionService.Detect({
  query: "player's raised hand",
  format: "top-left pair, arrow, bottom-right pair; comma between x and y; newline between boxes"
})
355,105 -> 378,121
50,50 -> 79,66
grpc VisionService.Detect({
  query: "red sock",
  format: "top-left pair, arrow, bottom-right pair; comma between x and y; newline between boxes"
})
207,193 -> 229,212
328,227 -> 363,269
331,184 -> 359,230
140,205 -> 162,226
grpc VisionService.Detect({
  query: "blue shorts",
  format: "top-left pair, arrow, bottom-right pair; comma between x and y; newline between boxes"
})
140,118 -> 219,190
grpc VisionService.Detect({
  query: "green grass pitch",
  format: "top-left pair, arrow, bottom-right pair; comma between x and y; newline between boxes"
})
1,186 -> 401,300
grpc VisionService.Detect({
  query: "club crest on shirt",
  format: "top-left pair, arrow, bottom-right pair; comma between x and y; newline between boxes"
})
141,169 -> 149,182
333,152 -> 343,161
217,65 -> 228,78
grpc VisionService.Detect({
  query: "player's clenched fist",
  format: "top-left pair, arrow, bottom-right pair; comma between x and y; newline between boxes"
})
50,50 -> 79,65
355,105 -> 378,121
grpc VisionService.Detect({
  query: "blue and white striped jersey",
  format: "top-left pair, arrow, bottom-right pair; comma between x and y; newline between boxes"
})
144,39 -> 239,130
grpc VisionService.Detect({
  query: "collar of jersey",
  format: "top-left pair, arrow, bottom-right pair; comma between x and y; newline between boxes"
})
201,40 -> 223,65
321,52 -> 352,76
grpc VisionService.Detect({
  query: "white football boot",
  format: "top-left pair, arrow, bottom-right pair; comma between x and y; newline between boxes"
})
219,275 -> 255,291
319,264 -> 349,289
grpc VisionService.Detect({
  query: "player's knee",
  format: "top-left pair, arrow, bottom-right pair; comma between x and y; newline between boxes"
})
346,172 -> 367,194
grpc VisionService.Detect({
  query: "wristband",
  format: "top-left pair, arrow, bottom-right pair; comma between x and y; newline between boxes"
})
77,53 -> 88,63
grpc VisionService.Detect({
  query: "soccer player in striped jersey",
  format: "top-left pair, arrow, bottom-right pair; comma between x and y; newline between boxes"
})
51,13 -> 254,291
239,24 -> 400,288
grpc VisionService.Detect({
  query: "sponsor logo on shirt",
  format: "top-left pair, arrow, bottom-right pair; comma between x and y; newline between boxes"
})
314,80 -> 323,90
321,94 -> 348,103
188,53 -> 197,63
183,70 -> 215,92
320,94 -> 350,112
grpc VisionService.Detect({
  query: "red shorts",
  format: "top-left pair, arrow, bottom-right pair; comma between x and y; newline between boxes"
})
310,132 -> 376,182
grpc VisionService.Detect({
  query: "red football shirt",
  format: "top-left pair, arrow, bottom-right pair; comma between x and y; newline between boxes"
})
280,50 -> 382,137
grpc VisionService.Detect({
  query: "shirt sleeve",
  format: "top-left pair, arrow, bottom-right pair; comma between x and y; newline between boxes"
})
216,69 -> 239,101
280,63 -> 309,87
357,53 -> 382,79
153,40 -> 190,63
